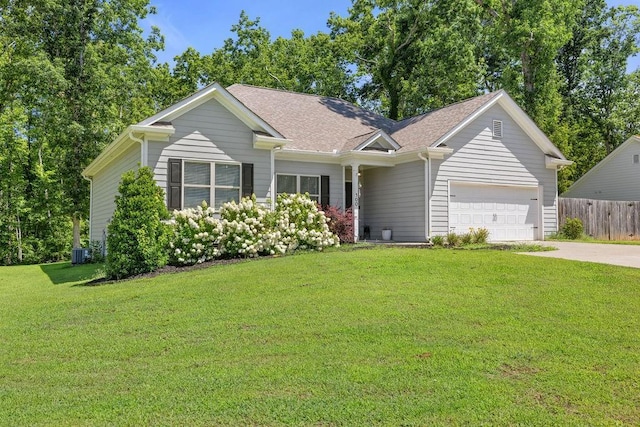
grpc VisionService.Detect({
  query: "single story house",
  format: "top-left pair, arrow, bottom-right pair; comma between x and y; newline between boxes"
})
82,83 -> 571,243
562,135 -> 640,201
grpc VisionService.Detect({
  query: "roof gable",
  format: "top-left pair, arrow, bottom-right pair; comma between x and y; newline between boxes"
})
139,83 -> 284,139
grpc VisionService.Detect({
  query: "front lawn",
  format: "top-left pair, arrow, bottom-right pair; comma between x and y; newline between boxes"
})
1,248 -> 639,425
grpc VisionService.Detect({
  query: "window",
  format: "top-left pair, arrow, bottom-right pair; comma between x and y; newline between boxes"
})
492,120 -> 503,138
277,174 -> 320,202
183,162 -> 241,209
634,154 -> 639,164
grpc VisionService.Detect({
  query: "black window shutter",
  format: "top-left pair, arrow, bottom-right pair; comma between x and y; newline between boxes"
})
167,158 -> 182,210
321,175 -> 330,207
242,163 -> 254,197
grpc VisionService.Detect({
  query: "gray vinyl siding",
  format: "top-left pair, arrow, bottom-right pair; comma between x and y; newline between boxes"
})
362,161 -> 425,241
274,160 -> 344,207
563,142 -> 640,201
90,143 -> 140,242
430,104 -> 558,237
149,98 -> 272,205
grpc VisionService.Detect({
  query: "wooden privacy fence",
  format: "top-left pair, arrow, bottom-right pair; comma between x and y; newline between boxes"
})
558,198 -> 640,241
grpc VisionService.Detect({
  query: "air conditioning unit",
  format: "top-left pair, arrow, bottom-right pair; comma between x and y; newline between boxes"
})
71,248 -> 89,265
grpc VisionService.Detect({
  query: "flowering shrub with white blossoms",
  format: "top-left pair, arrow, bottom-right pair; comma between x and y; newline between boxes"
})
166,194 -> 339,266
218,196 -> 279,257
167,202 -> 223,265
274,193 -> 339,251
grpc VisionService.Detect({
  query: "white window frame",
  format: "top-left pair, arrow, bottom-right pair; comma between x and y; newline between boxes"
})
276,173 -> 321,202
633,154 -> 639,165
183,161 -> 241,209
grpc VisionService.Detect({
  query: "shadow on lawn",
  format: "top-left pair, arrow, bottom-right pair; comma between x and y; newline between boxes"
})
40,262 -> 104,285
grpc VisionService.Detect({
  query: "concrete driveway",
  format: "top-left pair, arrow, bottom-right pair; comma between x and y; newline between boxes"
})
519,241 -> 640,269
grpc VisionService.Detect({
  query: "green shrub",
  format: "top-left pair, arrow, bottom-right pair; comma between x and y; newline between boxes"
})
561,217 -> 584,240
447,231 -> 460,247
431,235 -> 445,246
106,167 -> 170,280
470,227 -> 490,244
461,232 -> 473,245
89,240 -> 105,264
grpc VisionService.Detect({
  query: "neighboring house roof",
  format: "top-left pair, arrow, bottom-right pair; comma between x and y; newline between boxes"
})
563,135 -> 640,196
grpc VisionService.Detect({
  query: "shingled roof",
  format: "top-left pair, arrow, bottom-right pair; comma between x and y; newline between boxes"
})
227,84 -> 502,154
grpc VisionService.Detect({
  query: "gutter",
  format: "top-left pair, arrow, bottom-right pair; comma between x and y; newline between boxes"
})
82,175 -> 93,243
129,131 -> 147,167
417,152 -> 431,241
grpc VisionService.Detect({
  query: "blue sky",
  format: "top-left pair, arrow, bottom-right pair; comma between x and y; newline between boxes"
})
144,0 -> 640,71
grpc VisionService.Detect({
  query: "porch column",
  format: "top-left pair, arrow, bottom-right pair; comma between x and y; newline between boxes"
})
351,164 -> 360,242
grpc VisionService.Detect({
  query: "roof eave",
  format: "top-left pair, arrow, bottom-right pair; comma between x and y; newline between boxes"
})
253,133 -> 292,150
545,155 -> 573,169
83,125 -> 175,178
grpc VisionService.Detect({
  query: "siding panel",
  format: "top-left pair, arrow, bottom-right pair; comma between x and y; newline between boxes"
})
564,141 -> 640,201
431,104 -> 558,238
90,143 -> 140,242
363,161 -> 425,241
148,99 -> 272,205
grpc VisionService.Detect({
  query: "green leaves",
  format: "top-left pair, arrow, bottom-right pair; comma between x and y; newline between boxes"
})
106,167 -> 170,280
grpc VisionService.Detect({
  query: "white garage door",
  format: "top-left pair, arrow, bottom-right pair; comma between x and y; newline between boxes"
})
449,183 -> 539,241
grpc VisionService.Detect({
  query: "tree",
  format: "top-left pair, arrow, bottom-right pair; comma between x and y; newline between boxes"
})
329,0 -> 483,119
34,0 -> 162,249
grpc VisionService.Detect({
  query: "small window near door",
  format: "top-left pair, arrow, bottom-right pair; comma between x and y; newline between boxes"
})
492,120 -> 503,138
634,154 -> 639,164
276,174 -> 321,202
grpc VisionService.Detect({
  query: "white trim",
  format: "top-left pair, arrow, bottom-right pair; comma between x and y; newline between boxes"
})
432,90 -> 568,161
83,125 -> 174,177
83,175 -> 93,242
275,173 -> 321,201
254,133 -> 291,150
354,130 -> 401,152
270,149 -> 276,210
182,160 -> 241,210
492,119 -> 503,138
545,155 -> 573,169
137,83 -> 284,139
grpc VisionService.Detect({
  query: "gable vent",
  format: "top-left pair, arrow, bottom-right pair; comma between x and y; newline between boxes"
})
634,154 -> 639,164
492,120 -> 503,138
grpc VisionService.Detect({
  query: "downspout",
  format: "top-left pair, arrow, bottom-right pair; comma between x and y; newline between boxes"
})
418,152 -> 431,241
82,175 -> 93,244
128,132 -> 147,167
270,148 -> 276,210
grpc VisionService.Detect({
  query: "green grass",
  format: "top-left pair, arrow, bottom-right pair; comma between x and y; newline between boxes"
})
1,249 -> 639,426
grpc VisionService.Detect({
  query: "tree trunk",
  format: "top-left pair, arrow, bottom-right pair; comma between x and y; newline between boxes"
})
72,214 -> 81,249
